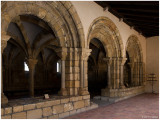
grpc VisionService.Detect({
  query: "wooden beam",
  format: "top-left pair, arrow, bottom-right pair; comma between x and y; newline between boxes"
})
104,1 -> 158,6
122,14 -> 159,18
125,18 -> 158,23
114,7 -> 158,13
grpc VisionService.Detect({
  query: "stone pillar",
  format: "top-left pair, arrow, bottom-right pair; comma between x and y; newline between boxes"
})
56,48 -> 68,96
128,63 -> 134,86
79,48 -> 91,95
116,58 -> 120,89
119,58 -> 127,88
112,58 -> 117,89
26,59 -> 38,97
1,33 -> 10,104
135,62 -> 139,86
139,62 -> 144,86
103,57 -> 112,89
137,62 -> 140,86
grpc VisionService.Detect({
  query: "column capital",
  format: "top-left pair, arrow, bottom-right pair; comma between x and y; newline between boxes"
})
26,59 -> 38,70
55,47 -> 67,61
79,48 -> 92,61
103,57 -> 112,65
119,57 -> 127,65
1,32 -> 11,53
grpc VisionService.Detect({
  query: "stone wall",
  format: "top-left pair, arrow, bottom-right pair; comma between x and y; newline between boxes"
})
101,86 -> 145,98
1,95 -> 98,119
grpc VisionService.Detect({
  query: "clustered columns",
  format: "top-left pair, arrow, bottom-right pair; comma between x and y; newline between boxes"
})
119,58 -> 127,88
139,62 -> 144,85
26,59 -> 38,97
128,62 -> 144,86
103,57 -> 127,89
79,48 -> 92,95
56,48 -> 68,96
1,33 -> 10,104
103,57 -> 112,89
128,62 -> 134,86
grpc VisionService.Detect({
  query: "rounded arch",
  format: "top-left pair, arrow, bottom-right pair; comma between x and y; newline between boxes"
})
87,16 -> 124,57
125,35 -> 143,63
1,1 -> 85,48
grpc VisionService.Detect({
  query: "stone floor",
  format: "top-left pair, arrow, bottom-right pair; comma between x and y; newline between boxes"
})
65,93 -> 159,119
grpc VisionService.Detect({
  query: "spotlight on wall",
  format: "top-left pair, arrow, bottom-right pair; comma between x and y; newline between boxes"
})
119,18 -> 123,22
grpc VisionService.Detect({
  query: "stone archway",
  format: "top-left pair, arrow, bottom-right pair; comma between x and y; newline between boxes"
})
87,17 -> 126,98
87,16 -> 124,58
1,1 -> 85,48
1,1 -> 86,104
125,35 -> 144,87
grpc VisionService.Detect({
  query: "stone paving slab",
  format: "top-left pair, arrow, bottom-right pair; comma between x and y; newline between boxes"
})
65,93 -> 159,119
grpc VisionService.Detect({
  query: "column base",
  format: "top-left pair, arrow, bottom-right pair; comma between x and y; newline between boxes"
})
58,88 -> 68,96
79,88 -> 89,95
1,93 -> 8,105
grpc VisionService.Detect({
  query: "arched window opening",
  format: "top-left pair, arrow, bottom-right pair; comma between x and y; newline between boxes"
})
24,62 -> 29,71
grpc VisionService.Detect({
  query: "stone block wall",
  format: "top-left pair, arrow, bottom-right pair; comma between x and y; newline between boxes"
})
101,86 -> 145,98
1,95 -> 95,119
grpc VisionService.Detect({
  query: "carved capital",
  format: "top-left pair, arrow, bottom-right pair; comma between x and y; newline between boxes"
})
119,57 -> 127,65
26,59 -> 38,70
1,40 -> 7,53
55,47 -> 67,61
103,57 -> 112,65
80,48 -> 92,61
1,32 -> 11,53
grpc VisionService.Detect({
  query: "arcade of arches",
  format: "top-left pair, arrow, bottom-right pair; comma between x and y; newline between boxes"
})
1,1 -> 155,119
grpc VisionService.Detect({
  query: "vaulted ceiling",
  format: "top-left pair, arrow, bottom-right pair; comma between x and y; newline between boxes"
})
95,1 -> 159,37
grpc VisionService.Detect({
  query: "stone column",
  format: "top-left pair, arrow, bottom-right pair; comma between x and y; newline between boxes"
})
135,62 -> 139,86
79,48 -> 91,95
1,34 -> 10,104
112,58 -> 116,89
56,48 -> 68,96
139,62 -> 144,86
137,62 -> 140,86
103,57 -> 112,89
116,58 -> 120,89
26,59 -> 38,97
128,62 -> 134,87
119,58 -> 127,88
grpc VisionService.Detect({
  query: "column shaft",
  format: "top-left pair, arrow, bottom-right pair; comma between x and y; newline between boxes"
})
29,69 -> 34,97
116,59 -> 120,89
27,59 -> 37,97
80,60 -> 84,88
61,60 -> 65,89
108,65 -> 111,88
113,60 -> 116,89
120,65 -> 124,87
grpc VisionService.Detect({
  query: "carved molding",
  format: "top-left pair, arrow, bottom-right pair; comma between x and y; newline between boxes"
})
103,57 -> 112,65
55,47 -> 67,61
26,59 -> 38,70
119,57 -> 127,65
1,32 -> 11,53
80,48 -> 92,61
